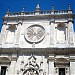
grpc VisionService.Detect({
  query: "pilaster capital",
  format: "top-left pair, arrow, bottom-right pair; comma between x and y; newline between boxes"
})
47,54 -> 55,62
67,20 -> 74,24
11,54 -> 18,61
69,55 -> 75,62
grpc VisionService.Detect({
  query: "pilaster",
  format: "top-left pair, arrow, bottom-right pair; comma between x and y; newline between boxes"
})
55,25 -> 57,44
15,22 -> 22,46
47,54 -> 55,75
50,20 -> 55,45
9,61 -> 16,75
66,27 -> 68,43
70,55 -> 75,75
8,55 -> 17,75
68,20 -> 74,45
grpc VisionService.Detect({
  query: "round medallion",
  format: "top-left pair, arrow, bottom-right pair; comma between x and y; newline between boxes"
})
25,25 -> 45,43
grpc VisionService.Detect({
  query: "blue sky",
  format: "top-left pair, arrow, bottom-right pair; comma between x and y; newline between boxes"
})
0,0 -> 75,31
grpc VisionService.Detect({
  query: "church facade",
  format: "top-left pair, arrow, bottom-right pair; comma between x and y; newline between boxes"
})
0,4 -> 75,75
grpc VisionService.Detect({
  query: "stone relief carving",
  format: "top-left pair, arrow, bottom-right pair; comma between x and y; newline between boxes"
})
23,55 -> 39,75
17,55 -> 46,75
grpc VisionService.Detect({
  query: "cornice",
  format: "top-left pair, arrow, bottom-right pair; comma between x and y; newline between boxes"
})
3,14 -> 75,21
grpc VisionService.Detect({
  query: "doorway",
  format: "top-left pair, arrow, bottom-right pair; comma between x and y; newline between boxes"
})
1,66 -> 7,75
59,68 -> 65,75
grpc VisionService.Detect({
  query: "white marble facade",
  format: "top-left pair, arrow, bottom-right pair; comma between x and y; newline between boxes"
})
0,4 -> 75,75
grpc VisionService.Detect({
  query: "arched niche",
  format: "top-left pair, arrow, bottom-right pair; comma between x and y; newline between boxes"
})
57,23 -> 66,43
6,24 -> 16,43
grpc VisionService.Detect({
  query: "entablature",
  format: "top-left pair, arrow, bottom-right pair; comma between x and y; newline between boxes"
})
0,48 -> 75,55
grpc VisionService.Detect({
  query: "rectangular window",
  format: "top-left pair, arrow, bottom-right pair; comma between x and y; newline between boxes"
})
1,66 -> 7,75
59,68 -> 65,75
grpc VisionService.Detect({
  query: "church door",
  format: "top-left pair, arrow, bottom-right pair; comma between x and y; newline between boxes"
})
59,68 -> 65,75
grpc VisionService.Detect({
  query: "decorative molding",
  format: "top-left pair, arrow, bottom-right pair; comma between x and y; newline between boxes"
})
0,57 -> 11,64
3,14 -> 75,20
